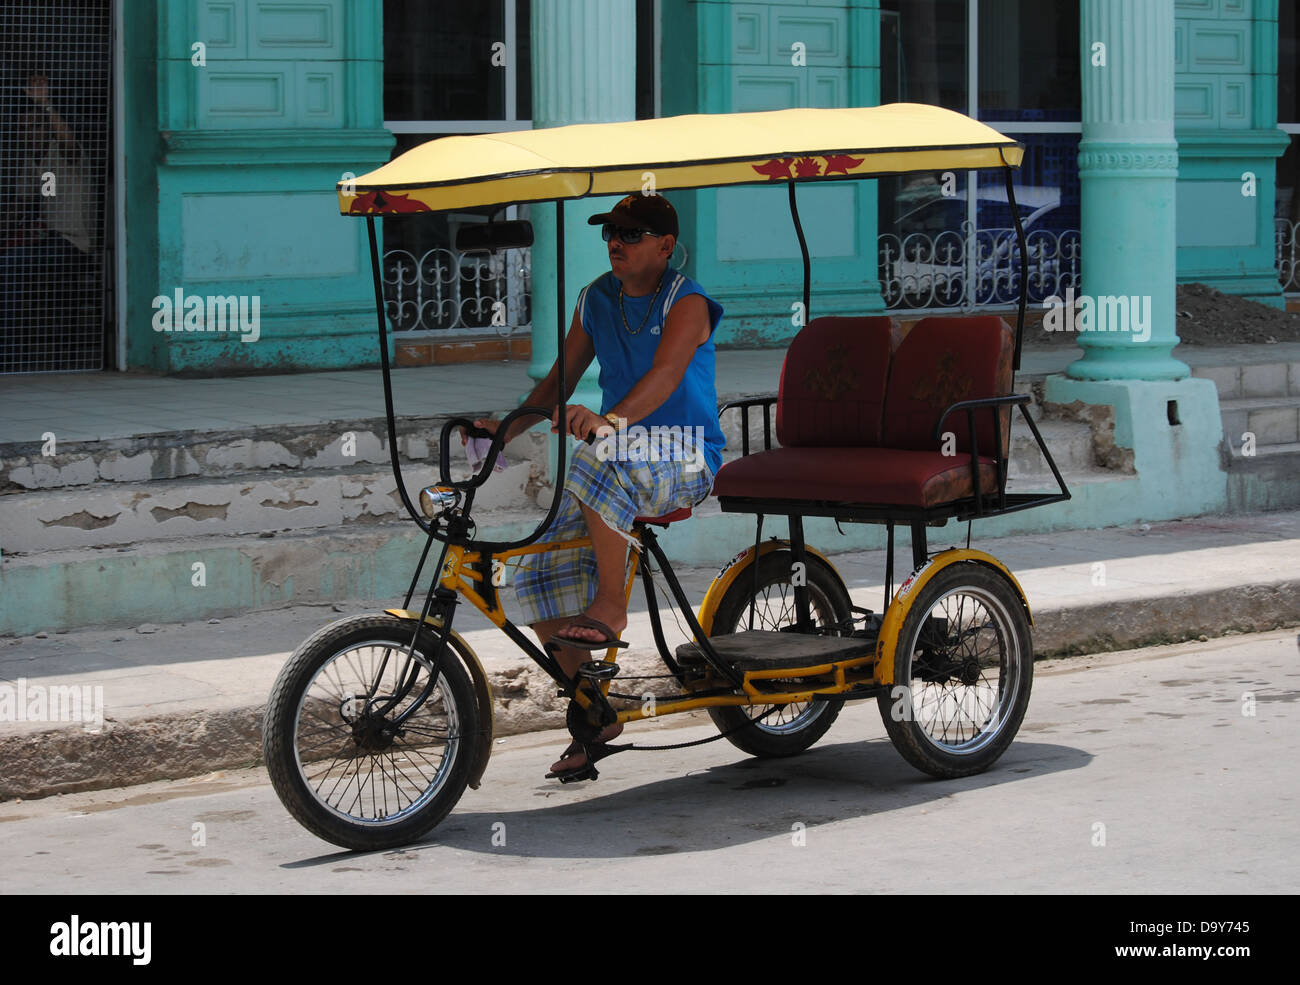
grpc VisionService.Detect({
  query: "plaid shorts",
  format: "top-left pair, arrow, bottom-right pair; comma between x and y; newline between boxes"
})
513,440 -> 714,625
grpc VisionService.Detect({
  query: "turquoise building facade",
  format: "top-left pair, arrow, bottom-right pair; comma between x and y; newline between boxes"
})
102,0 -> 1293,377
122,1 -> 392,374
1174,0 -> 1289,306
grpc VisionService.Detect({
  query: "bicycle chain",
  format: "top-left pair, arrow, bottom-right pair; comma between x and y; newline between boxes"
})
618,704 -> 782,752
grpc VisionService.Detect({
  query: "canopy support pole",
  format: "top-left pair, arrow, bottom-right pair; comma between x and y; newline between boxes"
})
368,216 -> 430,533
548,199 -> 569,522
1003,164 -> 1028,373
788,181 -> 811,323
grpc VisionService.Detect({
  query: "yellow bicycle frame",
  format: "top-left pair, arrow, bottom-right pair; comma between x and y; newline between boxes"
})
386,534 -> 1032,739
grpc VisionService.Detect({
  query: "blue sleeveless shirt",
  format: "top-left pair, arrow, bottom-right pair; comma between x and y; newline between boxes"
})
577,267 -> 726,476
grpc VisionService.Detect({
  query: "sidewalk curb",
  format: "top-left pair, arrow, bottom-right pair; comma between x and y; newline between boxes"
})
3,580 -> 1297,801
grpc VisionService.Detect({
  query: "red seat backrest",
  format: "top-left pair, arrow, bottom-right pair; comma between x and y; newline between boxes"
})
776,316 -> 897,447
882,316 -> 1014,453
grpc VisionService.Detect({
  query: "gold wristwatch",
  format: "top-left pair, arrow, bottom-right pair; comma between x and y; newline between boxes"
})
604,411 -> 622,430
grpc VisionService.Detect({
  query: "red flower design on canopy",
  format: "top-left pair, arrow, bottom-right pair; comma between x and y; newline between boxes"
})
823,154 -> 866,176
347,190 -> 426,215
793,157 -> 822,178
751,154 -> 867,182
751,157 -> 795,181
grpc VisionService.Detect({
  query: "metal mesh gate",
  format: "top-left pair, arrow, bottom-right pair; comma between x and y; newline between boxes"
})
0,0 -> 112,374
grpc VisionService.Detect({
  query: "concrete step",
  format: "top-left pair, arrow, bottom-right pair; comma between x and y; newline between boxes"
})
1226,447 -> 1300,511
0,458 -> 542,554
4,374 -> 1116,555
1008,418 -> 1093,476
0,461 -> 1134,637
1193,360 -> 1300,401
0,413 -> 488,494
6,369 -> 1057,495
1220,396 -> 1300,451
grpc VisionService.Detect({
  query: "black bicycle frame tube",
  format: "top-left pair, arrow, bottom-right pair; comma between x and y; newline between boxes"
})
788,181 -> 811,321
788,514 -> 812,632
402,525 -> 439,609
637,547 -> 687,684
1001,158 -> 1029,373
374,538 -> 454,720
641,529 -> 745,688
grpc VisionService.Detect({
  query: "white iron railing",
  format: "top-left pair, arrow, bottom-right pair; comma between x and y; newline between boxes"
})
1276,219 -> 1300,294
879,221 -> 1082,311
382,247 -> 531,334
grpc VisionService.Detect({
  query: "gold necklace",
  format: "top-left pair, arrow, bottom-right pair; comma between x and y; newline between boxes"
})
618,275 -> 666,335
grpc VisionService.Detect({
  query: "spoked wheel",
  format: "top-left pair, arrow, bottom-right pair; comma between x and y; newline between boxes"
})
705,548 -> 853,757
263,614 -> 480,851
876,562 -> 1032,778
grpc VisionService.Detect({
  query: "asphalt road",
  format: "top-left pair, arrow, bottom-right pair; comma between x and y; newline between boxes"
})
2,629 -> 1296,894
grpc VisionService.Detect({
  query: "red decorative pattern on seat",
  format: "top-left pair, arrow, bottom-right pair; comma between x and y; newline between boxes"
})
883,316 -> 1013,453
776,316 -> 896,448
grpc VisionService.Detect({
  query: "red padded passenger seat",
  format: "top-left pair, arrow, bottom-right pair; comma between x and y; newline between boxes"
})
775,316 -> 896,447
712,315 -> 1013,510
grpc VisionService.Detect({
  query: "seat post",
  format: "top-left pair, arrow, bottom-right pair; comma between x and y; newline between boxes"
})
910,522 -> 928,569
884,520 -> 895,611
789,514 -> 813,632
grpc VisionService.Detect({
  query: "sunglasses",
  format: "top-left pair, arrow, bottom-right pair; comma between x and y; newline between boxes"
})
601,223 -> 662,245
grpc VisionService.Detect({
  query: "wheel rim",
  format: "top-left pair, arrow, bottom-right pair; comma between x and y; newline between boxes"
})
726,572 -> 841,734
900,585 -> 1021,756
292,638 -> 460,827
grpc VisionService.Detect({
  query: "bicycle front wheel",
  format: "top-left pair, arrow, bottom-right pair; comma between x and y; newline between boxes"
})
263,614 -> 480,851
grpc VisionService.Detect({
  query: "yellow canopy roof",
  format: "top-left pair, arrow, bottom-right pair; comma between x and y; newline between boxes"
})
339,103 -> 1022,216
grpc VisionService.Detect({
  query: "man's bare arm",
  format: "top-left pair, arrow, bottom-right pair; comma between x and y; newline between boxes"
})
482,309 -> 595,443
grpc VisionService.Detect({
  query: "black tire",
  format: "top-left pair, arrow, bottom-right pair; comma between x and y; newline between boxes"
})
705,548 -> 853,757
263,613 -> 480,851
876,562 -> 1032,778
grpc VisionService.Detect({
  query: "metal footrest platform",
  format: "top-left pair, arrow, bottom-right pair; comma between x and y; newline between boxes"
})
676,631 -> 875,673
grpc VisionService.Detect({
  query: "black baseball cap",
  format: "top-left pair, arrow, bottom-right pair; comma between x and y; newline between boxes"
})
587,193 -> 678,238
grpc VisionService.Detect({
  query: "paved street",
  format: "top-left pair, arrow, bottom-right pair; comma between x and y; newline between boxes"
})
1,629 -> 1295,894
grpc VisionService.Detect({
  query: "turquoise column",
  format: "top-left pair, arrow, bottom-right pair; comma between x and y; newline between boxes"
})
527,0 -> 637,411
1045,0 -> 1227,524
1069,0 -> 1187,381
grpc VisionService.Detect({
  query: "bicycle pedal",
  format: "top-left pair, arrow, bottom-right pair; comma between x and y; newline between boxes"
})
577,660 -> 620,682
547,764 -> 600,784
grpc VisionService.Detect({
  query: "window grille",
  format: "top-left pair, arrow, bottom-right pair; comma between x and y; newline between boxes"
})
0,0 -> 111,374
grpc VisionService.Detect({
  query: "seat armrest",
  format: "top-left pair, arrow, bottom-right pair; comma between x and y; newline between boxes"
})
931,393 -> 1031,515
719,393 -> 779,455
931,393 -> 1030,443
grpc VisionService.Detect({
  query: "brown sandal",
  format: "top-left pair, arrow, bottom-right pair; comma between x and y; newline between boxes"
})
545,723 -> 625,779
547,615 -> 629,651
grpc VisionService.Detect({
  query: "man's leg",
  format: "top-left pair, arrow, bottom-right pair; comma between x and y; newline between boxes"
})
530,617 -> 583,680
531,610 -> 624,774
550,501 -> 629,646
528,506 -> 630,774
